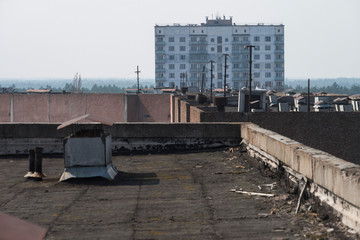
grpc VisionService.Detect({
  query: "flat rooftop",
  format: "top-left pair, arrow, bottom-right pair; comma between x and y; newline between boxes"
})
0,150 -> 351,239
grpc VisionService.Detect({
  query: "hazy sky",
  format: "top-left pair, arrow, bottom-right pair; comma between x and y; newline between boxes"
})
0,0 -> 359,79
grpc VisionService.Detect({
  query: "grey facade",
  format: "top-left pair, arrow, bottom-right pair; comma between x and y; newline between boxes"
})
155,16 -> 284,91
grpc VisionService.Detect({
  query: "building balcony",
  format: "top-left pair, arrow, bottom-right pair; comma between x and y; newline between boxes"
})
275,59 -> 284,63
275,49 -> 284,53
155,59 -> 166,63
231,59 -> 249,63
155,68 -> 166,72
232,40 -> 250,45
155,41 -> 165,45
231,49 -> 248,54
274,67 -> 284,72
155,77 -> 166,81
275,76 -> 284,81
189,41 -> 207,45
155,50 -> 165,54
275,41 -> 284,45
232,67 -> 249,72
189,50 -> 208,54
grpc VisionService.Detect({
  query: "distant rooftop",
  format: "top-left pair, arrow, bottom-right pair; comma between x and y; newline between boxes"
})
155,16 -> 284,27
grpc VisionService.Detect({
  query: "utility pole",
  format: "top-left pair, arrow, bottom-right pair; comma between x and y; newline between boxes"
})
210,60 -> 215,103
201,66 -> 206,94
246,45 -> 255,112
223,54 -> 229,98
135,66 -> 141,93
307,78 -> 310,112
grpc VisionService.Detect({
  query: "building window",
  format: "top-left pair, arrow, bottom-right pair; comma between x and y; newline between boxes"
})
254,72 -> 260,78
156,64 -> 164,69
180,64 -> 186,69
156,73 -> 164,78
255,46 -> 260,51
180,37 -> 186,42
211,38 -> 214,42
211,47 -> 215,51
276,81 -> 283,87
254,63 -> 260,69
217,73 -> 222,79
156,54 -> 164,60
265,54 -> 271,60
158,30 -> 162,34
265,72 -> 271,78
233,73 -> 240,78
276,36 -> 283,41
191,36 -> 197,42
157,82 -> 164,87
265,81 -> 272,88
276,72 -> 283,77
156,37 -> 163,42
233,81 -> 239,88
225,38 -> 228,42
276,54 -> 283,59
265,45 -> 271,51
169,46 -> 175,51
217,82 -> 222,88
217,36 -> 222,43
275,45 -> 283,50
169,64 -> 175,69
169,55 -> 175,60
169,73 -> 175,78
233,63 -> 240,68
169,37 -> 174,42
265,36 -> 271,42
180,55 -> 186,60
180,46 -> 186,51
254,54 -> 260,60
275,63 -> 283,68
254,36 -> 260,42
243,36 -> 248,41
233,36 -> 239,42
225,47 -> 229,51
156,46 -> 164,51
199,36 -> 206,42
265,63 -> 271,69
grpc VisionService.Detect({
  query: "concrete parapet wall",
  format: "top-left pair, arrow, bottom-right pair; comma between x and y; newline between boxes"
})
0,123 -> 241,155
241,123 -> 360,232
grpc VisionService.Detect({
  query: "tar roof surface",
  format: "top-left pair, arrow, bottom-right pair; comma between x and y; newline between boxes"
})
0,150 -> 355,239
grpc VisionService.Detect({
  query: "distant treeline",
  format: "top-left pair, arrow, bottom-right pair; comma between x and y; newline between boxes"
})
284,82 -> 360,95
2,80 -> 360,95
1,83 -> 154,93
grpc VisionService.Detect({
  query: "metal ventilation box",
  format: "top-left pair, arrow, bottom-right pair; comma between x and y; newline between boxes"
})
58,115 -> 118,181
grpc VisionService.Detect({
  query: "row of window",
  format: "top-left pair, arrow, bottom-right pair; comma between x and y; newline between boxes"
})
156,45 -> 283,53
156,36 -> 283,43
157,72 -> 284,79
156,80 -> 283,89
156,63 -> 284,70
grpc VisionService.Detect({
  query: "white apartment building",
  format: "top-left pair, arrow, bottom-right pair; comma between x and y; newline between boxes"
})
154,16 -> 284,91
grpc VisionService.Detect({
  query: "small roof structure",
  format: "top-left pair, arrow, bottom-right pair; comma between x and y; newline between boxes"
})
26,89 -> 51,93
57,114 -> 114,130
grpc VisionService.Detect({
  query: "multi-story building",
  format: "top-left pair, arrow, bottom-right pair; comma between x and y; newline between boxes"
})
154,16 -> 284,91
